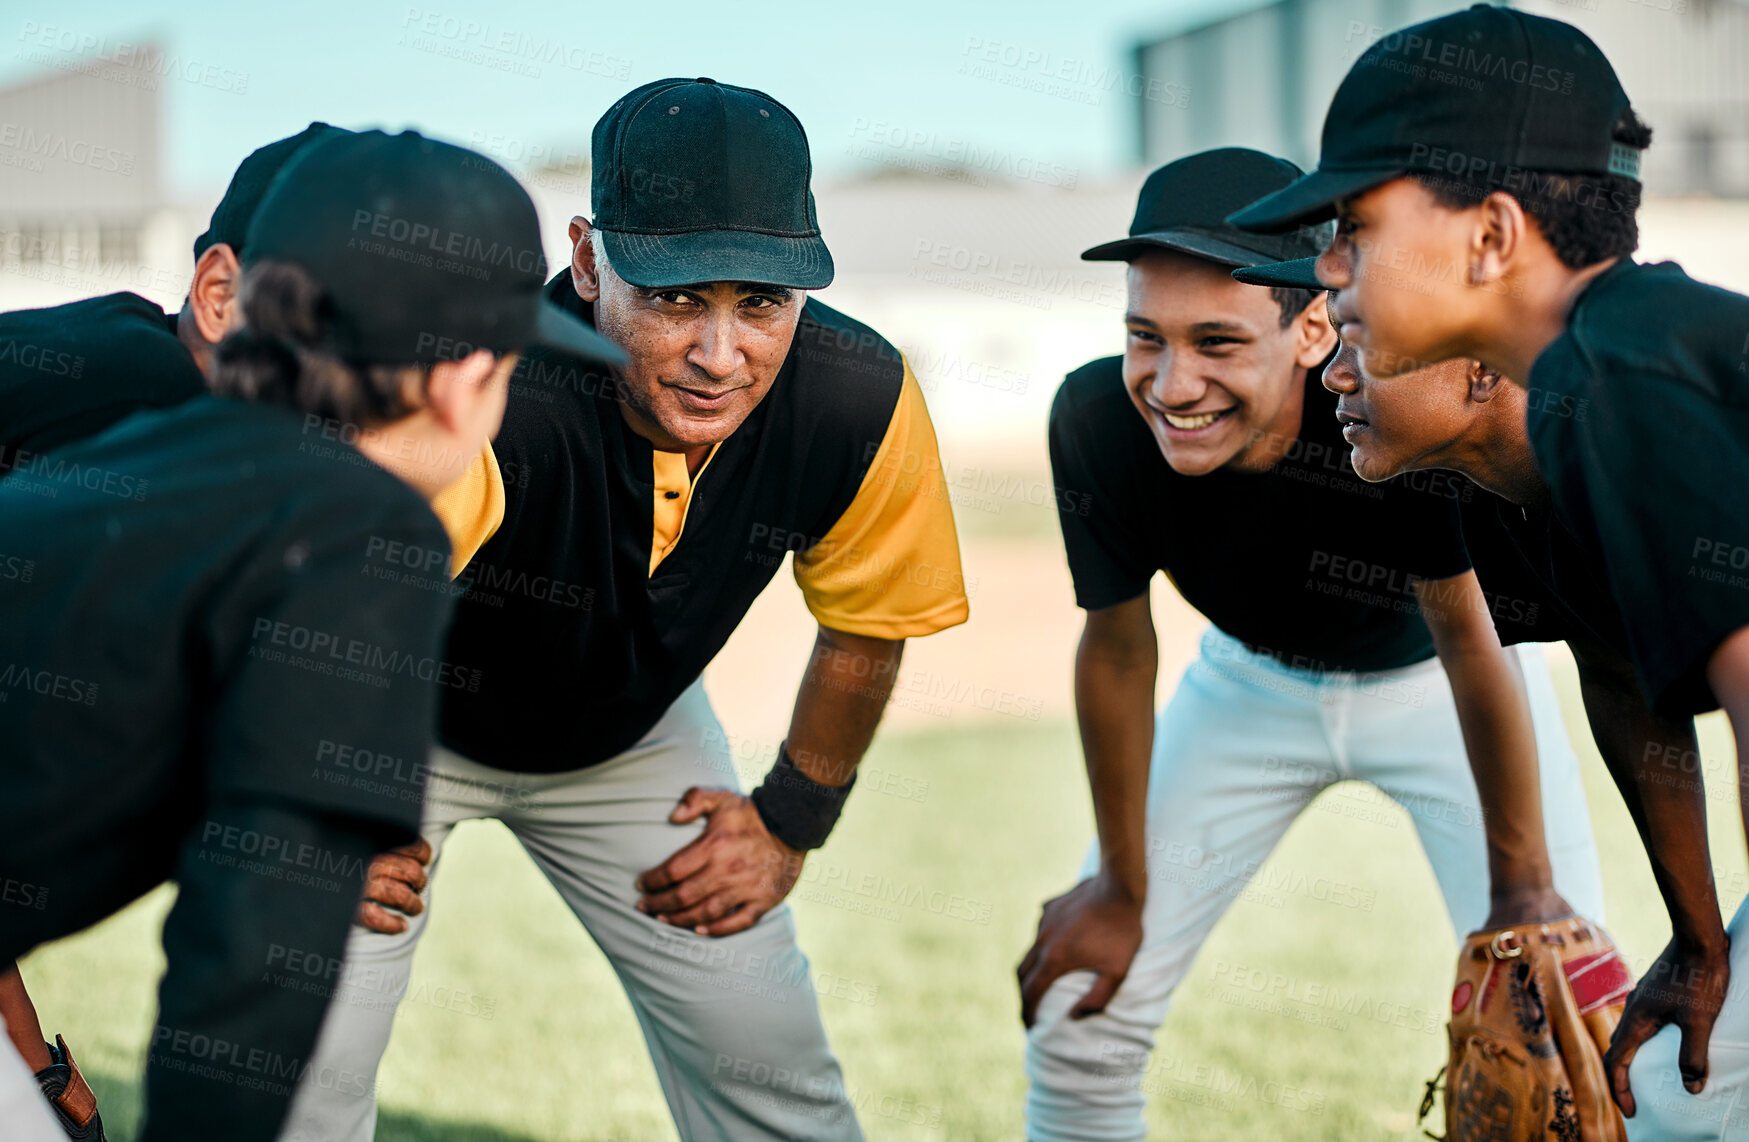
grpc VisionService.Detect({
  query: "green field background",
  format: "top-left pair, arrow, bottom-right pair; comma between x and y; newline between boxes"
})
19,660 -> 1743,1141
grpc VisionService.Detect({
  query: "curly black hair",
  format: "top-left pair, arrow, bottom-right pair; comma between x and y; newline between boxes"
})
1411,108 -> 1654,269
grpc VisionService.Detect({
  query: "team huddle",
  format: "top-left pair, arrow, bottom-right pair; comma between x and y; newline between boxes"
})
2,7 -> 1748,1142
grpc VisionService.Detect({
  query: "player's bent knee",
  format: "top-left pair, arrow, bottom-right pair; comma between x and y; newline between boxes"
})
1026,972 -> 1155,1078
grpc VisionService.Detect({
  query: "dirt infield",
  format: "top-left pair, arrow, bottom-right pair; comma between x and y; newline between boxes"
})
705,533 -> 1205,745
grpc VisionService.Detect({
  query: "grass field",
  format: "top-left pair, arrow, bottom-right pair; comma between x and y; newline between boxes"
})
17,658 -> 1744,1141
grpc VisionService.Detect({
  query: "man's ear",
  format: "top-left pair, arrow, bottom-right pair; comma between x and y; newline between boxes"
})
1471,191 -> 1526,293
1293,292 -> 1338,369
1467,358 -> 1510,404
569,216 -> 601,303
186,244 -> 242,345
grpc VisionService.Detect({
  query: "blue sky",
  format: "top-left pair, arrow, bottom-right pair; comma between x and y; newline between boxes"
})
2,0 -> 1263,198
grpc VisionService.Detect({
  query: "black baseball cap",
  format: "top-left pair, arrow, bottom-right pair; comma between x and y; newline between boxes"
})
591,77 -> 833,290
1082,148 -> 1332,268
245,130 -> 624,367
1231,257 -> 1323,291
194,122 -> 350,261
1229,4 -> 1639,232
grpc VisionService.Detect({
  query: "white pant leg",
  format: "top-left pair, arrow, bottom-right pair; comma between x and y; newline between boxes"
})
1625,895 -> 1749,1141
1024,629 -> 1340,1142
0,1013 -> 64,1142
1344,642 -> 1608,941
503,680 -> 861,1142
281,679 -> 860,1142
1516,643 -> 1609,923
277,750 -> 526,1140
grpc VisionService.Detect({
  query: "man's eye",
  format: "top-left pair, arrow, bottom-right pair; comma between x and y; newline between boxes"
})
1200,337 -> 1239,349
743,296 -> 780,310
1127,328 -> 1161,345
655,291 -> 694,305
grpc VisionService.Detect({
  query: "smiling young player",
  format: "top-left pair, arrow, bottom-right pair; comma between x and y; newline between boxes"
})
1017,148 -> 1606,1142
1230,6 -> 1749,1132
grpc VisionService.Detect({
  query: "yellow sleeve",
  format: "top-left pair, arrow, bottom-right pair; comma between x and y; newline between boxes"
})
429,440 -> 506,578
793,357 -> 969,639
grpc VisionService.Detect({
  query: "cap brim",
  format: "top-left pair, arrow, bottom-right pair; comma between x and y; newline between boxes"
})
1226,166 -> 1403,233
533,302 -> 626,365
601,227 -> 834,290
1231,256 -> 1324,291
1080,228 -> 1279,268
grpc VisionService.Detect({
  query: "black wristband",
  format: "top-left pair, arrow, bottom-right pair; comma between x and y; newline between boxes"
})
749,745 -> 856,851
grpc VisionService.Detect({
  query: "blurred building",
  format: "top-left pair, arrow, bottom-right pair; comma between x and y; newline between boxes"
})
1132,0 -> 1749,194
0,43 -> 194,311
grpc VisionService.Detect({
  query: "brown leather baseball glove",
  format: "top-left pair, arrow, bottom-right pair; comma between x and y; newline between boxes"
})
1419,916 -> 1633,1142
34,1034 -> 106,1141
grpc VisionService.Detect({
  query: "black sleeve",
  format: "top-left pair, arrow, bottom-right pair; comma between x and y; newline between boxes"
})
1566,369 -> 1749,714
138,499 -> 453,1141
141,801 -> 381,1142
0,293 -> 207,460
200,499 -> 455,829
1375,469 -> 1474,584
1047,378 -> 1155,611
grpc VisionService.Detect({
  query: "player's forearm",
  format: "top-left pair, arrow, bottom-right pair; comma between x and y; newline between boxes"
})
1576,649 -> 1727,955
1075,601 -> 1158,901
1421,582 -> 1554,905
0,964 -> 52,1071
783,626 -> 904,787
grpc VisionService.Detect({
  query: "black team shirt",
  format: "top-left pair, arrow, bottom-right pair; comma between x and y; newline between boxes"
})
1456,491 -> 1632,658
0,291 -> 206,471
1526,258 -> 1749,716
1049,356 -> 1472,671
0,396 -> 453,1142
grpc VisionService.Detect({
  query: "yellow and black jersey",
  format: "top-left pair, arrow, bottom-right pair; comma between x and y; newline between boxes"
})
431,441 -> 505,575
441,273 -> 968,772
